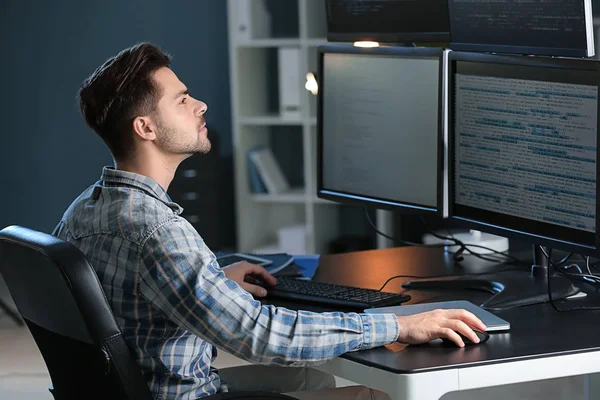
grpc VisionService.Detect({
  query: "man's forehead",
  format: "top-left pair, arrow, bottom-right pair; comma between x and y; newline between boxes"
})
153,67 -> 186,95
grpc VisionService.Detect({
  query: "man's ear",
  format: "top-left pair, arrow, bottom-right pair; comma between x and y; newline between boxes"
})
132,116 -> 157,141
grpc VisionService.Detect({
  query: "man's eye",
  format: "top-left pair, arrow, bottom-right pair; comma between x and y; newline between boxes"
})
180,97 -> 187,104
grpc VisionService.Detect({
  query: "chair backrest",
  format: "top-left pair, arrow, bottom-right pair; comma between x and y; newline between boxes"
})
0,225 -> 153,400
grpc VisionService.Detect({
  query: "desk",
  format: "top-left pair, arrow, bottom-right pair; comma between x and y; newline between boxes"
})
288,247 -> 600,400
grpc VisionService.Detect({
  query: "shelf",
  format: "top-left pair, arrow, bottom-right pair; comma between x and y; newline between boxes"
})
235,38 -> 327,48
239,115 -> 305,126
239,116 -> 316,126
251,190 -> 335,205
237,38 -> 302,48
313,196 -> 335,204
251,188 -> 307,203
304,38 -> 328,47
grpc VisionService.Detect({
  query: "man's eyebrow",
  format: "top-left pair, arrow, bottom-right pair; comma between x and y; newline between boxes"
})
174,88 -> 189,100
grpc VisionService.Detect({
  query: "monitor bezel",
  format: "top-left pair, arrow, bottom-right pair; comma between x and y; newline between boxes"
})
449,43 -> 592,59
325,0 -> 451,44
317,45 -> 447,216
327,32 -> 451,45
448,51 -> 600,255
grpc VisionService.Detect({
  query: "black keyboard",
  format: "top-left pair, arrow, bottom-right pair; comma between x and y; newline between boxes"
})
267,277 -> 411,309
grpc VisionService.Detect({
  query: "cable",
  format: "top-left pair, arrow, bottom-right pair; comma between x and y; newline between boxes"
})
436,228 -> 520,264
540,247 -> 600,312
538,247 -> 574,269
546,248 -> 562,312
554,262 -> 600,285
364,212 -> 600,310
540,248 -> 600,285
420,216 -> 520,262
364,209 -> 522,266
420,218 -> 521,264
364,209 -> 446,249
557,252 -> 574,266
377,267 -> 526,292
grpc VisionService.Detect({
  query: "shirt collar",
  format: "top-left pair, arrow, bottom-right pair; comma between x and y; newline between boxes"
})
100,166 -> 183,214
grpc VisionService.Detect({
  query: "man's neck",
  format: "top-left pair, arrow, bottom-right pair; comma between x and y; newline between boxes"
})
115,156 -> 179,192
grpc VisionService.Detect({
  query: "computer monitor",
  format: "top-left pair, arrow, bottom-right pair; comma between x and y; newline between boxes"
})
448,0 -> 595,57
317,45 -> 448,216
447,51 -> 600,309
450,52 -> 600,254
325,0 -> 450,44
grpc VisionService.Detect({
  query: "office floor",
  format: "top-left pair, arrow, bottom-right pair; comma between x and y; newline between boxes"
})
0,278 -> 586,400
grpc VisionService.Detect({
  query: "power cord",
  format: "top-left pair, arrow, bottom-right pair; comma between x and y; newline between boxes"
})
364,209 -> 446,249
539,246 -> 600,312
363,208 -> 522,264
364,210 -> 600,310
426,226 -> 521,264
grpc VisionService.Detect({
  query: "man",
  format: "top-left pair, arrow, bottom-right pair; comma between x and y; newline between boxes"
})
53,43 -> 486,400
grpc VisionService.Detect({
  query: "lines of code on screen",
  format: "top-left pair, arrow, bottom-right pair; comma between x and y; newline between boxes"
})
327,0 -> 449,39
455,74 -> 598,233
449,0 -> 588,52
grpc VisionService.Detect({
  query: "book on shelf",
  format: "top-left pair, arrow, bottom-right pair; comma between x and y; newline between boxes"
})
248,147 -> 290,194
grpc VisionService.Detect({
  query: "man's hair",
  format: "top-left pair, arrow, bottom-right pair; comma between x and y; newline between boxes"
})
77,42 -> 171,160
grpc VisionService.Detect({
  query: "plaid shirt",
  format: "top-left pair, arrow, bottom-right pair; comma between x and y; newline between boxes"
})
53,167 -> 400,400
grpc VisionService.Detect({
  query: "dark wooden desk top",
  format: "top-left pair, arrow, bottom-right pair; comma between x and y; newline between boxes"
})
281,246 -> 600,374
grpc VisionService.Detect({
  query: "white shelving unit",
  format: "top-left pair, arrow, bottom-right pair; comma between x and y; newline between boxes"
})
227,0 -> 341,254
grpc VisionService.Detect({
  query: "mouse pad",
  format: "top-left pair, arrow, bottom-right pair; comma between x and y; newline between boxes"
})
365,300 -> 510,332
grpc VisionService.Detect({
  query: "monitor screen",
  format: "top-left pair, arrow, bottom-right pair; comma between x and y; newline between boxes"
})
318,45 -> 447,215
449,52 -> 600,254
326,0 -> 450,43
448,0 -> 595,57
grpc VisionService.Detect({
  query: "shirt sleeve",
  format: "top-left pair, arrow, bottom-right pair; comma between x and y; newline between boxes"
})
137,218 -> 400,366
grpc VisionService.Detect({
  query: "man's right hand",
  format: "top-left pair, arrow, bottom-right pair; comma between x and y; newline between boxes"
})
396,309 -> 486,347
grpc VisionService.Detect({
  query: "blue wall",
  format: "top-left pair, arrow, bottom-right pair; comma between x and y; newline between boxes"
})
0,1 -> 234,244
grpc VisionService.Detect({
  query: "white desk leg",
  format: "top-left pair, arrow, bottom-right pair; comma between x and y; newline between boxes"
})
317,358 -> 458,400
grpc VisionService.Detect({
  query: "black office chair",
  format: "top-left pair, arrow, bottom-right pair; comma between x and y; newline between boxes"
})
0,226 -> 294,400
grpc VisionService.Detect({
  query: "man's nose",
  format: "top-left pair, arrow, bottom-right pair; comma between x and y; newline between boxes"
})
195,99 -> 208,115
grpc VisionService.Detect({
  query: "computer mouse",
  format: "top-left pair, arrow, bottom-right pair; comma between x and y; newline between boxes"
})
441,329 -> 489,346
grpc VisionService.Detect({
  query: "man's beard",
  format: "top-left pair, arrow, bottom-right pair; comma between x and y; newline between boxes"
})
155,116 -> 211,155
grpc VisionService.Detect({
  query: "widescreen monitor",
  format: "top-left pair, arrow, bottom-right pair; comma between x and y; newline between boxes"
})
449,52 -> 600,255
448,0 -> 595,57
326,0 -> 450,44
318,45 -> 448,216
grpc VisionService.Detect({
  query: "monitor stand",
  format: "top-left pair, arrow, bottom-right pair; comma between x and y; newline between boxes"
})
402,245 -> 579,310
481,245 -> 579,310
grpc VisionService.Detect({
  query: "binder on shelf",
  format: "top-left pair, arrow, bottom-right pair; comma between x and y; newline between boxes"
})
247,147 -> 267,194
248,147 -> 290,194
234,0 -> 252,41
278,47 -> 302,119
234,0 -> 272,42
